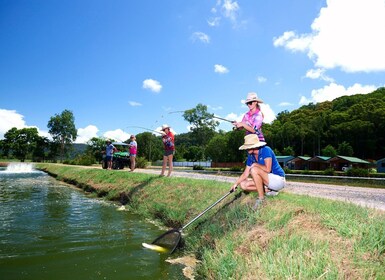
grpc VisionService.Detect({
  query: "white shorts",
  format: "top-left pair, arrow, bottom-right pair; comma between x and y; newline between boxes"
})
267,174 -> 286,191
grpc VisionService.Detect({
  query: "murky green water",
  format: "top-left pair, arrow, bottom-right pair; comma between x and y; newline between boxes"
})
0,166 -> 184,280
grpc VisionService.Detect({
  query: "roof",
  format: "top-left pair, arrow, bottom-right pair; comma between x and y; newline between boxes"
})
276,156 -> 295,160
288,156 -> 311,162
309,156 -> 331,162
329,156 -> 370,164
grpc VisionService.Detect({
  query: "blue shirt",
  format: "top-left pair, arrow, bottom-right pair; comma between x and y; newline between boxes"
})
106,143 -> 115,156
245,146 -> 285,177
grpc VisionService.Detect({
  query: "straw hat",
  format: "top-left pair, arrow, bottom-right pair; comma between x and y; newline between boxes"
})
130,135 -> 135,139
239,134 -> 266,150
161,124 -> 170,131
245,92 -> 264,104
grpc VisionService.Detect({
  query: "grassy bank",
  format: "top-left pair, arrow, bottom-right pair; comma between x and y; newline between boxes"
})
36,163 -> 384,279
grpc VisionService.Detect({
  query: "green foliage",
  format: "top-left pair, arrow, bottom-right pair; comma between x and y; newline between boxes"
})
323,167 -> 335,176
346,168 -> 369,177
193,165 -> 204,170
47,109 -> 77,162
1,127 -> 46,162
135,156 -> 148,168
282,146 -> 295,156
322,144 -> 337,157
337,141 -> 354,156
135,132 -> 163,161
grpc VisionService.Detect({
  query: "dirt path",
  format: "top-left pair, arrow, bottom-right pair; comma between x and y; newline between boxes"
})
133,168 -> 385,212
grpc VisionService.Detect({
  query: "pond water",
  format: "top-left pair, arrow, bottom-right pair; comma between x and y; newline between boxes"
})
0,163 -> 184,280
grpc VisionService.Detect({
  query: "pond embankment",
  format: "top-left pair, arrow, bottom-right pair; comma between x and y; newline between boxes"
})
37,163 -> 385,279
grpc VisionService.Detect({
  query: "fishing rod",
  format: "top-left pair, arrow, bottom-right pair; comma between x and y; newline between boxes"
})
212,116 -> 235,123
127,126 -> 164,135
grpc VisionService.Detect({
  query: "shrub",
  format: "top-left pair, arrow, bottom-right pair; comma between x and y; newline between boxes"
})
323,167 -> 335,176
230,166 -> 243,172
136,157 -> 148,168
193,165 -> 204,170
346,168 -> 369,177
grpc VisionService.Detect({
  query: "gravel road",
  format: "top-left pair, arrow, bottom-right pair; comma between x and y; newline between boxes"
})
134,168 -> 385,212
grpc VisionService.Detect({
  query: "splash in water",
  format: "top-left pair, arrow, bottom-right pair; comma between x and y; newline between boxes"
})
5,162 -> 35,173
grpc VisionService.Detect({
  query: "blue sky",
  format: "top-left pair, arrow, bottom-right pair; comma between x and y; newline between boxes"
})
1,0 -> 385,143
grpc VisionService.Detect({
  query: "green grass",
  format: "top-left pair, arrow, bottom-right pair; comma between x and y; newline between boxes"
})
36,163 -> 385,279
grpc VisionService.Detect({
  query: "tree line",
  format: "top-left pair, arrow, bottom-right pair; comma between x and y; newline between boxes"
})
1,87 -> 384,163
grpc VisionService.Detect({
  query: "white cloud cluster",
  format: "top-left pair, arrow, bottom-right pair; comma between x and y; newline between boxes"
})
214,64 -> 229,74
274,0 -> 385,73
129,101 -> 142,106
143,79 -> 162,93
305,68 -> 334,82
191,32 -> 210,43
76,125 -> 99,144
0,109 -> 50,140
209,0 -> 241,28
103,129 -> 131,143
256,76 -> 267,83
299,83 -> 377,105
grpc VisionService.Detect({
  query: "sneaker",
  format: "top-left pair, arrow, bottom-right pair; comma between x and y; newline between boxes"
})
253,198 -> 265,210
266,191 -> 279,197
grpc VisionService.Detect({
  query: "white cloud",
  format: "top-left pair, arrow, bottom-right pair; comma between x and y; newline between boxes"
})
0,109 -> 49,140
191,32 -> 210,43
274,0 -> 385,72
256,76 -> 267,83
299,82 -> 378,105
278,102 -> 294,107
214,64 -> 229,74
0,109 -> 26,139
103,129 -> 131,143
305,68 -> 334,82
207,17 -> 220,27
208,105 -> 223,111
221,0 -> 240,23
143,79 -> 162,93
129,101 -> 142,106
260,104 -> 276,124
76,125 -> 99,144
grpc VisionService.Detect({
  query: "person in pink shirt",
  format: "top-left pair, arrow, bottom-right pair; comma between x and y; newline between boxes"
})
160,124 -> 175,177
233,92 -> 265,141
128,135 -> 137,172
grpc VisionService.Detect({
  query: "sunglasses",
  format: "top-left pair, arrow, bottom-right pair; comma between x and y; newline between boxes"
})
246,101 -> 256,105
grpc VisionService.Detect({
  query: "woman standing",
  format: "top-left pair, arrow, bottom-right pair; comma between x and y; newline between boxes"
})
233,92 -> 265,141
160,124 -> 175,177
128,135 -> 137,172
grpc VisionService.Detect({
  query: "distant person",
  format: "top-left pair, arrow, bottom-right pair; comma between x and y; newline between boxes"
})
160,124 -> 175,177
128,135 -> 137,172
233,92 -> 265,141
105,139 -> 116,170
230,134 -> 285,209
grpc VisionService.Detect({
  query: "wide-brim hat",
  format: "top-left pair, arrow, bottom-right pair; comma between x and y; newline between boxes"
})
106,139 -> 111,143
239,134 -> 266,150
161,124 -> 170,131
130,135 -> 135,138
244,92 -> 264,104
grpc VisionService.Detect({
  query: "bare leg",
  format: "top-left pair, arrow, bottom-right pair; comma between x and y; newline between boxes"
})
130,156 -> 135,171
160,155 -> 167,176
167,154 -> 173,176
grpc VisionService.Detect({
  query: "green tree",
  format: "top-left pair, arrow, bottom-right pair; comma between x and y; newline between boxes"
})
183,104 -> 219,157
86,137 -> 107,163
205,133 -> 228,162
283,146 -> 295,156
337,141 -> 354,156
322,145 -> 337,157
2,127 -> 42,161
136,132 -> 163,162
47,110 -> 77,162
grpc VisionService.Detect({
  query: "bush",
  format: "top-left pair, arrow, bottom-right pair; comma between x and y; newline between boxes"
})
229,166 -> 243,172
323,167 -> 335,176
346,168 -> 369,177
136,157 -> 148,169
193,165 -> 204,170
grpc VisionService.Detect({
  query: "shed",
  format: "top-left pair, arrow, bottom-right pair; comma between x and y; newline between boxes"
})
287,156 -> 311,170
308,156 -> 331,170
329,156 -> 370,171
377,158 -> 385,173
276,156 -> 295,168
